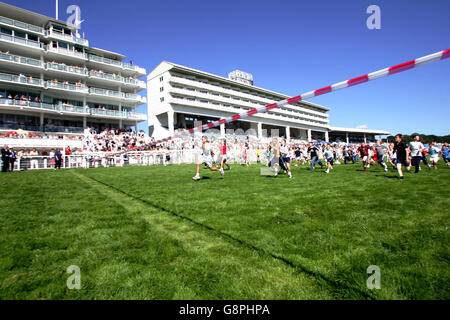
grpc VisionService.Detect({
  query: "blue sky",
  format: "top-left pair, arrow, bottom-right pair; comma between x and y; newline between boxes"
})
6,0 -> 450,135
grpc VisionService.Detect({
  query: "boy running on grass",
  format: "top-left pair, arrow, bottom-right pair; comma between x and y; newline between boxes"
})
393,134 -> 410,180
219,139 -> 231,171
193,136 -> 224,180
324,143 -> 334,174
280,139 -> 293,178
428,142 -> 441,169
375,140 -> 389,172
358,142 -> 371,172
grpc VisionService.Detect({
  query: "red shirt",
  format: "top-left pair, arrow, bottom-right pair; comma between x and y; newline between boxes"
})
221,145 -> 227,155
358,145 -> 370,157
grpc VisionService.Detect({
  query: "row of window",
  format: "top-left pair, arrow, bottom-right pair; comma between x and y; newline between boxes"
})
170,72 -> 326,114
169,95 -> 326,125
168,86 -> 328,122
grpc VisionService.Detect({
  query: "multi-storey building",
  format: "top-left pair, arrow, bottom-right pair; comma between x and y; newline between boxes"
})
0,2 -> 147,135
147,61 -> 389,143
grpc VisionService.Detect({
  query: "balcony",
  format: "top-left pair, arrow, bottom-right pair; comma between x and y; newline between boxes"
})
88,54 -> 146,76
88,70 -> 146,89
124,93 -> 147,104
0,98 -> 147,121
46,28 -> 89,47
168,75 -> 329,119
0,15 -> 44,35
46,80 -> 89,94
124,77 -> 146,89
46,62 -> 89,77
0,72 -> 43,87
0,52 -> 44,69
89,87 -> 124,99
89,70 -> 124,83
88,87 -> 146,104
46,46 -> 88,60
167,96 -> 327,129
0,32 -> 44,50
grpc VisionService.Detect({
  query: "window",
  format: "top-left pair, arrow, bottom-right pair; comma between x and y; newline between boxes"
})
15,31 -> 26,39
160,97 -> 164,102
160,87 -> 164,92
1,27 -> 12,35
159,76 -> 164,82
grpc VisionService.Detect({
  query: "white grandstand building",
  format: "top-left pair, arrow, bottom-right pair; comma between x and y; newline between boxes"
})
147,61 -> 390,143
0,2 -> 147,138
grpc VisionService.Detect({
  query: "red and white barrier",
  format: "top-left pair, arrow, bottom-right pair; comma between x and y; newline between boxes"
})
154,49 -> 450,145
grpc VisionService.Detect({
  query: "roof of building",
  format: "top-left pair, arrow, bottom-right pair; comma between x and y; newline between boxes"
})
330,126 -> 391,135
0,2 -> 74,29
88,47 -> 126,61
148,61 -> 331,112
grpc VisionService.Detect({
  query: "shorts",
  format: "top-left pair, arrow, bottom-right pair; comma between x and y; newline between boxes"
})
281,156 -> 291,163
396,157 -> 409,166
202,155 -> 213,168
326,157 -> 334,165
362,156 -> 368,162
430,155 -> 439,163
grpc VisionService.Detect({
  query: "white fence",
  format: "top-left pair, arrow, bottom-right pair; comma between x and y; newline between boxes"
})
1,149 -> 267,171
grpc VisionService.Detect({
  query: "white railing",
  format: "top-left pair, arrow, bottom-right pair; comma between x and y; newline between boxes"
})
46,29 -> 89,46
0,15 -> 44,34
0,98 -> 147,121
1,149 -> 263,171
0,52 -> 43,68
0,138 -> 83,149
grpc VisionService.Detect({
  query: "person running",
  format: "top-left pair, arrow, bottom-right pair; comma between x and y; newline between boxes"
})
268,137 -> 281,176
294,147 -> 302,167
219,139 -> 231,171
280,139 -> 292,178
193,136 -> 224,180
375,140 -> 389,172
324,143 -> 334,174
393,134 -> 410,180
265,147 -> 272,167
357,142 -> 371,172
409,135 -> 425,173
242,144 -> 249,166
428,142 -> 441,169
441,144 -> 449,167
308,142 -> 322,170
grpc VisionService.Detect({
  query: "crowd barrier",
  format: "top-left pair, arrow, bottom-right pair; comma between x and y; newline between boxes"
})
0,149 -> 269,171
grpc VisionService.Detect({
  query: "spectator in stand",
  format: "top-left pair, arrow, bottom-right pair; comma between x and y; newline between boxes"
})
1,145 -> 9,172
30,148 -> 39,169
8,147 -> 17,172
54,148 -> 63,170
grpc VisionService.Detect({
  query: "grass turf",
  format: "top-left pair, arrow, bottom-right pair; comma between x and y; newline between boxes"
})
0,161 -> 448,299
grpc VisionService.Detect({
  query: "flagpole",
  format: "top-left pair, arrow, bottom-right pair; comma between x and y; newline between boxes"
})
55,0 -> 59,20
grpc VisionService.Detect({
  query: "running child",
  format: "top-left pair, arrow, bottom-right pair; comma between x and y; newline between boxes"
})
193,136 -> 224,180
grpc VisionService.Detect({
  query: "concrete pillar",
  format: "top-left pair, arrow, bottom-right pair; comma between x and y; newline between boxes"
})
257,122 -> 263,139
83,116 -> 87,128
286,126 -> 290,142
220,119 -> 225,137
40,113 -> 44,131
346,132 -> 349,144
364,133 -> 367,144
168,111 -> 174,135
307,129 -> 312,142
325,131 -> 329,143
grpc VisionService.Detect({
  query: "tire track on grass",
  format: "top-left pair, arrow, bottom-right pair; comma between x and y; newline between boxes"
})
75,171 -> 376,299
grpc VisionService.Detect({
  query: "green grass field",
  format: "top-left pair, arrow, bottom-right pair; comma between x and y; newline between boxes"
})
0,161 -> 449,300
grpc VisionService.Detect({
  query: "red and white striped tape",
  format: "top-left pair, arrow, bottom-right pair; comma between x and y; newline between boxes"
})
154,49 -> 449,145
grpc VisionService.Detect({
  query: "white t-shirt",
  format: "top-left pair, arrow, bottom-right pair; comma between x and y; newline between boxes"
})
409,141 -> 424,157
